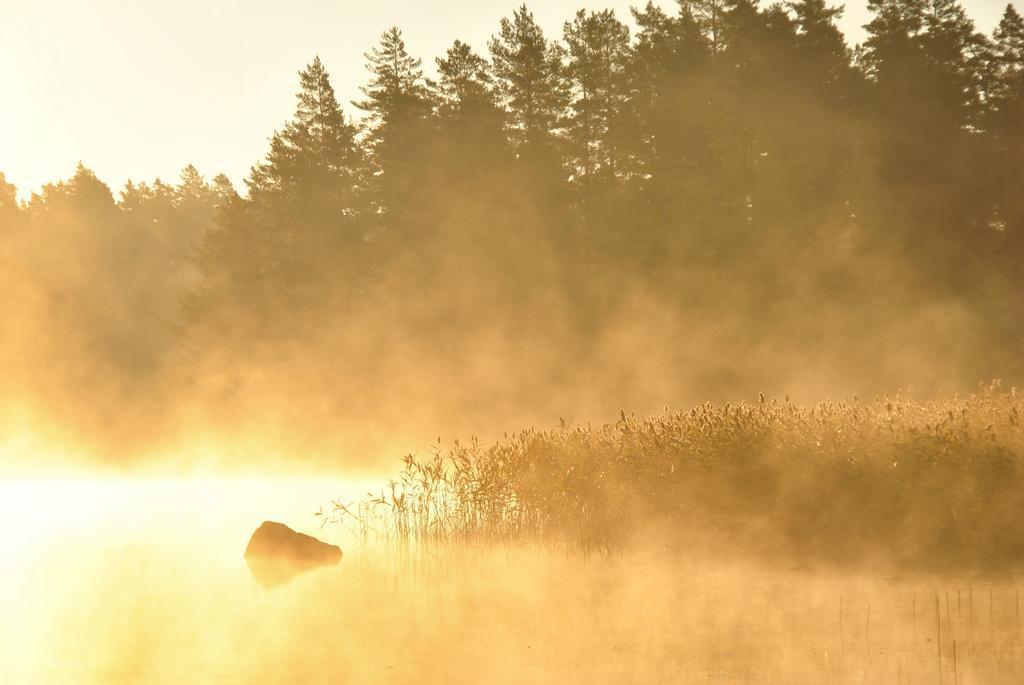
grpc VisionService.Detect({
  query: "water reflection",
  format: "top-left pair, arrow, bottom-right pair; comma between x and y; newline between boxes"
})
244,555 -> 334,588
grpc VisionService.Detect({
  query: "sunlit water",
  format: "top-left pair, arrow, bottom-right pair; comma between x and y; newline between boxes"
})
3,475 -> 1024,684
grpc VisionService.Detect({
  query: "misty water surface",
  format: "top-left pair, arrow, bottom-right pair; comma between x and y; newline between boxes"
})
2,475 -> 1024,684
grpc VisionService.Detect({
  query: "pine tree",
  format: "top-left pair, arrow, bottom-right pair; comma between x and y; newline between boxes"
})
0,173 -> 19,231
487,4 -> 573,269
150,179 -> 178,224
428,38 -> 551,323
119,180 -> 150,214
990,4 -> 1024,108
862,0 -> 990,141
357,27 -> 432,229
563,10 -> 632,185
29,163 -> 117,220
186,59 -> 368,347
861,0 -> 995,279
631,2 -> 709,74
358,28 -> 430,127
681,0 -> 730,53
780,0 -> 862,225
357,26 -> 431,154
560,9 -> 635,271
861,0 -> 927,82
117,180 -> 163,244
184,196 -> 270,331
168,165 -> 221,251
488,5 -> 568,153
176,164 -> 214,206
250,56 -> 361,222
921,0 -> 991,126
210,174 -> 238,204
433,40 -> 508,173
787,0 -> 853,91
628,2 -> 711,165
986,5 -> 1024,266
434,40 -> 500,122
0,173 -> 16,210
625,2 -> 715,265
860,0 -> 986,125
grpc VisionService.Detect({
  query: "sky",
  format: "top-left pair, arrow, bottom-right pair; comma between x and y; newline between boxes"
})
0,0 -> 1013,201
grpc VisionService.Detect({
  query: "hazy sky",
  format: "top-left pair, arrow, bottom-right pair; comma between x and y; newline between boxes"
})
0,0 -> 1011,200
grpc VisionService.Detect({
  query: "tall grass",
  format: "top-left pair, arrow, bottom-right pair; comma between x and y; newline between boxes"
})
328,382 -> 1024,569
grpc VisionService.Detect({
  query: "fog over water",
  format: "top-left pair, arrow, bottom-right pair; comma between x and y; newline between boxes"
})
5,477 -> 1024,684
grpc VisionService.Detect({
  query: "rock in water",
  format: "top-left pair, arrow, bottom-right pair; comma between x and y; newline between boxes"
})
244,521 -> 342,587
245,521 -> 342,562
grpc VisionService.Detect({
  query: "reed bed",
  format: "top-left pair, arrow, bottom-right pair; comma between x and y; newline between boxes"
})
327,382 -> 1024,569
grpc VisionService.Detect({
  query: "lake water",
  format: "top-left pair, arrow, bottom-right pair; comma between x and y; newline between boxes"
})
3,475 -> 1024,684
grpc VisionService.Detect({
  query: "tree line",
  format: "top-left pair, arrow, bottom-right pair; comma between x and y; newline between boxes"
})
1,1 -> 1022,447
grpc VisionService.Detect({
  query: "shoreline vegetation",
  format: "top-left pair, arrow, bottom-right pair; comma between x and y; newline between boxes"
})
328,382 -> 1024,572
